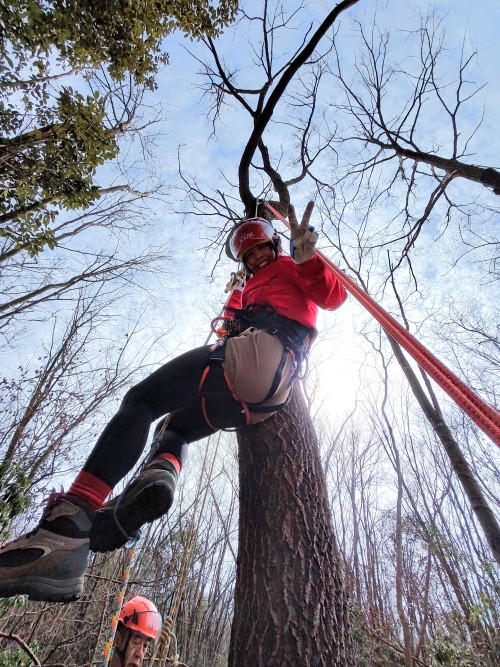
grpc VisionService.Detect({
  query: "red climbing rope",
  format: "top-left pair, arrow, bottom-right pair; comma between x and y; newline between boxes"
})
265,202 -> 500,447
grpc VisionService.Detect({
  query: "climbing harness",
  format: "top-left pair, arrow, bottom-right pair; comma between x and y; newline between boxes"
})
199,258 -> 318,427
265,202 -> 500,447
204,304 -> 315,421
228,303 -> 317,355
197,341 -> 250,429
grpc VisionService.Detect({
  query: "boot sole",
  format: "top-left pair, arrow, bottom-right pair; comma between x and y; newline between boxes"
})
0,575 -> 83,603
89,480 -> 173,553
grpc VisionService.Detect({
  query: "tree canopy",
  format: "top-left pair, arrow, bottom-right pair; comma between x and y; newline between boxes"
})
2,0 -> 238,84
0,0 -> 238,253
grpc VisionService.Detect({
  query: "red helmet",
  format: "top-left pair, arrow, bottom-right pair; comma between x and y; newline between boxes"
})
119,596 -> 162,641
228,218 -> 280,261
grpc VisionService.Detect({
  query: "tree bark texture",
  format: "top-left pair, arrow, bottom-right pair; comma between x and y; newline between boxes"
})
229,384 -> 354,667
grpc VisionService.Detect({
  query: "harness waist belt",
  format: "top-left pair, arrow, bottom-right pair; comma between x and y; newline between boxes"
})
228,304 -> 317,355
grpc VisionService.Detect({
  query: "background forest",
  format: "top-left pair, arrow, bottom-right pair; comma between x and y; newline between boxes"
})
0,0 -> 498,666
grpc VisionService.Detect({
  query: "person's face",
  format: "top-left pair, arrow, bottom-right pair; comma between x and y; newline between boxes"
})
113,629 -> 152,667
244,242 -> 275,273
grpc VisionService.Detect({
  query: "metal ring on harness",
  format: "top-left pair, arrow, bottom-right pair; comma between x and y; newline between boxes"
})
210,316 -> 227,334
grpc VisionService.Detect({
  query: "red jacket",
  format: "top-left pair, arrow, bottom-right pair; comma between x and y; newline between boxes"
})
226,254 -> 347,329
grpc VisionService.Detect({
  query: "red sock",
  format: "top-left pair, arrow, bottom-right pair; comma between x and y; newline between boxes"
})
67,471 -> 112,511
153,453 -> 181,475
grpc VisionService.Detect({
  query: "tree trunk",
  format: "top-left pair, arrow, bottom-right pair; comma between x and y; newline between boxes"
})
229,384 -> 354,667
394,447 -> 414,667
387,335 -> 500,564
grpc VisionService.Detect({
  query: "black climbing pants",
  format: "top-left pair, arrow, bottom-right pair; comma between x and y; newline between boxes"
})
82,345 -> 246,487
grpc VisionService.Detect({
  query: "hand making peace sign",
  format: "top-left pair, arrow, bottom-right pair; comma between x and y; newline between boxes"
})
288,201 -> 319,264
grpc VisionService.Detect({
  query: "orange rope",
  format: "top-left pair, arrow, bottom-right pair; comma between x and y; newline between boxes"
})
99,541 -> 137,666
265,202 -> 500,447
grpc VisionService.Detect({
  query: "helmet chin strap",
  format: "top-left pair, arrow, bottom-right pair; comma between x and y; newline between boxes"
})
114,627 -> 131,666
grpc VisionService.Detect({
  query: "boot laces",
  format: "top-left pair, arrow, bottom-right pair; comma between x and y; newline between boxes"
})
40,488 -> 65,522
0,488 -> 65,549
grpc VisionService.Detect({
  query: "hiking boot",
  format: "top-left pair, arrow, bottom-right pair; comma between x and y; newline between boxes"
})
89,459 -> 178,553
0,494 -> 94,602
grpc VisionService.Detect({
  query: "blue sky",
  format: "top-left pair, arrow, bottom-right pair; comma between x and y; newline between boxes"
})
116,0 -> 499,428
3,0 -> 499,487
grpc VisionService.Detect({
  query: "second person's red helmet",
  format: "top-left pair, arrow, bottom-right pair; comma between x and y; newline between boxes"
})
119,596 -> 162,641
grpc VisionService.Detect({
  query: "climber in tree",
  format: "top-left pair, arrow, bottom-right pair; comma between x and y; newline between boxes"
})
0,202 -> 347,602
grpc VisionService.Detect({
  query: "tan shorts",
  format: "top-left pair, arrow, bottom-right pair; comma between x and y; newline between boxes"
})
222,328 -> 296,424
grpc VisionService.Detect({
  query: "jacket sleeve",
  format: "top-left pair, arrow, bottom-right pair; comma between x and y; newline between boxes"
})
223,286 -> 243,318
294,253 -> 347,310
